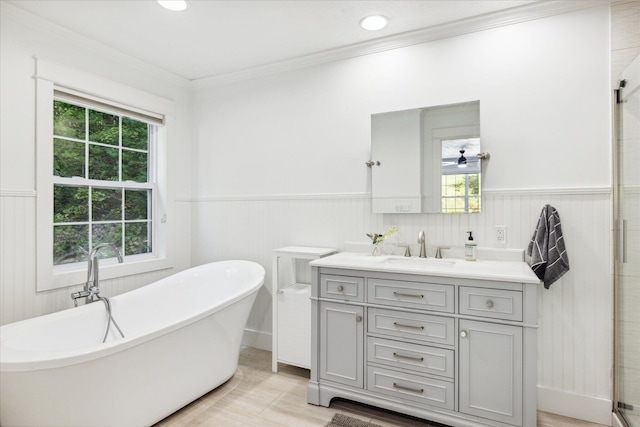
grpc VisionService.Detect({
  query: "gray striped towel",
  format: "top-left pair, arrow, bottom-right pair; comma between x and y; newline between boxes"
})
527,204 -> 570,288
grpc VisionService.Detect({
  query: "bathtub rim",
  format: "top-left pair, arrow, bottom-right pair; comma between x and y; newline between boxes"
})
0,260 -> 265,372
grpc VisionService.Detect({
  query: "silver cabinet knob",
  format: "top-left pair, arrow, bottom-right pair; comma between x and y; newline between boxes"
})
460,330 -> 468,338
337,285 -> 344,292
355,315 -> 363,323
486,300 -> 494,308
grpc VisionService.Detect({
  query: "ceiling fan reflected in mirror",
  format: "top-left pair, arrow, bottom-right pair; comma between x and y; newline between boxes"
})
457,150 -> 467,168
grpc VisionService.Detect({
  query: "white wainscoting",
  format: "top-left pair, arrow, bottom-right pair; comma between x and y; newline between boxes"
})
1,188 -> 613,424
0,190 -> 177,326
191,189 -> 613,425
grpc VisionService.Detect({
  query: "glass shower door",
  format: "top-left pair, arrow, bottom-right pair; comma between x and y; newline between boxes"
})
615,55 -> 640,427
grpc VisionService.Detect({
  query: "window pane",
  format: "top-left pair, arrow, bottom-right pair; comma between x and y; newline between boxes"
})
469,197 -> 481,213
89,110 -> 119,146
125,222 -> 152,255
125,189 -> 149,220
122,150 -> 148,182
92,223 -> 123,257
442,175 -> 461,197
54,185 -> 89,223
469,175 -> 480,195
454,176 -> 466,196
92,188 -> 122,221
54,138 -> 85,177
54,224 -> 89,265
54,101 -> 85,140
89,144 -> 119,181
122,118 -> 148,150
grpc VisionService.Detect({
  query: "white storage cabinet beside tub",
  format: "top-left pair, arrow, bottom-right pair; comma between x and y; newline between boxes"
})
307,252 -> 540,427
271,246 -> 336,372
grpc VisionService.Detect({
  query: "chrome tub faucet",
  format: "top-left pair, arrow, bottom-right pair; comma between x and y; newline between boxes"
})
71,243 -> 123,306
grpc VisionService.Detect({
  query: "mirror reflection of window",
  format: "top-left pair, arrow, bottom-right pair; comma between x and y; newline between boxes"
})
441,138 -> 481,213
370,100 -> 481,213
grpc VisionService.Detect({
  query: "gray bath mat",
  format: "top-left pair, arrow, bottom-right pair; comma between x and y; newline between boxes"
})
326,413 -> 383,427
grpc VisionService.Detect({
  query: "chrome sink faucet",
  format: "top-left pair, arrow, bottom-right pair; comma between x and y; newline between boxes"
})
71,243 -> 123,306
418,231 -> 427,258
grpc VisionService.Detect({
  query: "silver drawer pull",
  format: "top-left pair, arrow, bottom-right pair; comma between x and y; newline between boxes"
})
337,285 -> 344,292
393,383 -> 424,394
393,291 -> 424,299
460,330 -> 468,338
486,300 -> 494,308
393,352 -> 424,362
355,315 -> 363,323
393,322 -> 424,331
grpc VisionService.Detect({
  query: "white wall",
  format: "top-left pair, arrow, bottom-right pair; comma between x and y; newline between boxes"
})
0,3 -> 616,426
192,8 -> 610,197
191,6 -> 613,425
0,4 -> 193,322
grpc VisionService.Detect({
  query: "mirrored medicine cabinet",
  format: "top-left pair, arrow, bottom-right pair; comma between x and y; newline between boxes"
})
370,100 -> 482,214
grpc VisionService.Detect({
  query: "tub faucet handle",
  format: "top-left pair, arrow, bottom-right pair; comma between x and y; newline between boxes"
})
71,289 -> 91,307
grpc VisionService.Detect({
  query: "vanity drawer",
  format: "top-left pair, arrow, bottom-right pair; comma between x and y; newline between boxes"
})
367,366 -> 454,410
368,308 -> 455,346
320,275 -> 364,302
367,279 -> 454,313
459,287 -> 523,321
368,337 -> 454,378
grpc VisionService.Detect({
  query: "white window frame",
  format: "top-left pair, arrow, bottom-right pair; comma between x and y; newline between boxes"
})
35,59 -> 174,291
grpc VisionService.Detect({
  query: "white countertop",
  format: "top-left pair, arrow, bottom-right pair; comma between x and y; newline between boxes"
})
309,252 -> 541,284
272,246 -> 337,258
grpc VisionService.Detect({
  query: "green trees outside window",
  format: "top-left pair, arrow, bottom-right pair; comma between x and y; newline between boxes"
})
441,174 -> 480,213
53,100 -> 153,265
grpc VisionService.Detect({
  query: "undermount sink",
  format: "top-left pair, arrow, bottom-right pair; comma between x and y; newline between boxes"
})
380,256 -> 456,268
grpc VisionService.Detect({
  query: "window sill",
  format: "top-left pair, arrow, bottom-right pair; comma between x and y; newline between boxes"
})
45,255 -> 173,291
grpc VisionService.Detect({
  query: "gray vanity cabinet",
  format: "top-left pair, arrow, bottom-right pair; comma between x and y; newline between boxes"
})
308,262 -> 539,427
319,301 -> 364,388
459,319 -> 523,425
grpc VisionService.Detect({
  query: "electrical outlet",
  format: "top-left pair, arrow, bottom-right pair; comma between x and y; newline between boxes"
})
495,225 -> 507,245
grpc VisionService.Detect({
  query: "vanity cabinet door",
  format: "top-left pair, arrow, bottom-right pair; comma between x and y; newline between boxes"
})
319,302 -> 364,389
459,319 -> 523,426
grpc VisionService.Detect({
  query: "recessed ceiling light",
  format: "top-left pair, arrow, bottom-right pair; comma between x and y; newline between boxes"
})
360,15 -> 388,31
157,0 -> 188,11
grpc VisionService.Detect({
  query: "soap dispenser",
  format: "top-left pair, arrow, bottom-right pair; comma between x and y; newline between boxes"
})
465,231 -> 477,262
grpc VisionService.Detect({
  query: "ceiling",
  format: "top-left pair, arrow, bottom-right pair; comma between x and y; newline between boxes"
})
8,0 -> 562,81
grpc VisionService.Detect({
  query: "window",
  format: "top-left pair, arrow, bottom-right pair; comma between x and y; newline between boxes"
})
441,137 -> 481,213
35,59 -> 173,291
441,174 -> 481,213
52,96 -> 156,265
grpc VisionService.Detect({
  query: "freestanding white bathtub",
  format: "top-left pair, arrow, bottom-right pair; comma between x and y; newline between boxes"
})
0,260 -> 265,427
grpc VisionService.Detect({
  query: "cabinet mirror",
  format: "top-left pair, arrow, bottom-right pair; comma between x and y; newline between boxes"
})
370,100 -> 481,214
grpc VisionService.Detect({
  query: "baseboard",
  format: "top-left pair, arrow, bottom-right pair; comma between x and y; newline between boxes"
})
538,386 -> 612,426
241,328 -> 271,351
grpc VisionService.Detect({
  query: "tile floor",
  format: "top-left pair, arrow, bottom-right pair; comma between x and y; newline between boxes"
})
155,347 -> 608,427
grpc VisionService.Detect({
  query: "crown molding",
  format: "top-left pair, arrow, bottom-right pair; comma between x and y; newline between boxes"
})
192,0 -> 612,88
2,0 -> 613,90
0,1 -> 191,90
